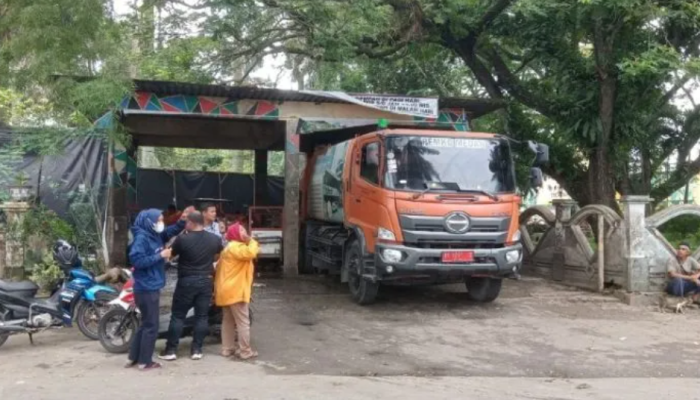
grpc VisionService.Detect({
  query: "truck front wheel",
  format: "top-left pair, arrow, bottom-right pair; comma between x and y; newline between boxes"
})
465,277 -> 502,303
345,241 -> 379,305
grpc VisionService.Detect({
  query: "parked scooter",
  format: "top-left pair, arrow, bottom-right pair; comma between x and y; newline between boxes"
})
0,241 -> 127,347
97,273 -> 224,354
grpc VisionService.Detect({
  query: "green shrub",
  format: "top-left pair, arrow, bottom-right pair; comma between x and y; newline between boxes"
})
30,251 -> 64,292
22,205 -> 76,244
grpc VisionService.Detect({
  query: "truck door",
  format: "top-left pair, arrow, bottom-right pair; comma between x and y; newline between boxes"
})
346,137 -> 384,253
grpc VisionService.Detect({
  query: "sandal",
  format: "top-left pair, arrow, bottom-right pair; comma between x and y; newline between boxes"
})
139,362 -> 163,371
237,351 -> 258,361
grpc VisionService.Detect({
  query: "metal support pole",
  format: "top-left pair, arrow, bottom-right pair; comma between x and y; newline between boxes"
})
597,216 -> 605,292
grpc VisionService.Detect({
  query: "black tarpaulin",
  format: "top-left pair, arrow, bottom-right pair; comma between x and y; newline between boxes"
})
135,168 -> 284,214
176,171 -> 220,203
135,169 -> 174,209
0,132 -> 109,219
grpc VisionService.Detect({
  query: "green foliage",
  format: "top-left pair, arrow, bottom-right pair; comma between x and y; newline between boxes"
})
205,0 -> 700,208
139,37 -> 218,83
3,0 -> 700,212
29,251 -> 63,292
658,215 -> 700,250
0,88 -> 53,126
142,147 -> 285,176
22,205 -> 76,245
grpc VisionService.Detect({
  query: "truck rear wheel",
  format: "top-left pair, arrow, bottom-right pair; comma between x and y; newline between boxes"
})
345,241 -> 379,305
465,277 -> 502,303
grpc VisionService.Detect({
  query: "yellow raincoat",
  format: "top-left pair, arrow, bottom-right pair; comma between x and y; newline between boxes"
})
215,239 -> 259,306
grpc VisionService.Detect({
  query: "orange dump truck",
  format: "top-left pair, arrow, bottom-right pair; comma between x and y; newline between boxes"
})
301,126 -> 548,305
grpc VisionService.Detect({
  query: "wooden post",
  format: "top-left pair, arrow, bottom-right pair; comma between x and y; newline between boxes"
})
254,150 -> 269,206
597,216 -> 604,292
106,141 -> 134,268
282,119 -> 300,276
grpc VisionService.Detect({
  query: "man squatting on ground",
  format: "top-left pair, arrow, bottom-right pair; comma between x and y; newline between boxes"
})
667,241 -> 700,299
159,211 -> 224,361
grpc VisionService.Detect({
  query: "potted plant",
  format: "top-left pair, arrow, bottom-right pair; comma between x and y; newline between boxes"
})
9,172 -> 32,202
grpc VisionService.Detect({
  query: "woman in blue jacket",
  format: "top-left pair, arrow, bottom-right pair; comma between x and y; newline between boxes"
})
126,207 -> 190,370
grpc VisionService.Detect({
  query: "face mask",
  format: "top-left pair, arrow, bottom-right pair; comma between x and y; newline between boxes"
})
153,221 -> 165,233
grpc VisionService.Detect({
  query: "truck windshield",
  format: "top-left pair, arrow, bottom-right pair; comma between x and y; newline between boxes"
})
384,135 -> 516,193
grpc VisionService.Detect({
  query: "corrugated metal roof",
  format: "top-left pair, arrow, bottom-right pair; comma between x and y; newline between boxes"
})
132,79 -> 504,118
133,79 -> 345,104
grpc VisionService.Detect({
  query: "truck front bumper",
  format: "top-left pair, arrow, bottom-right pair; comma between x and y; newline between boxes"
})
373,243 -> 523,282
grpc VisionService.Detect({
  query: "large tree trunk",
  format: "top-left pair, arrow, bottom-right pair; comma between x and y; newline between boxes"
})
588,77 -> 618,211
589,11 -> 621,212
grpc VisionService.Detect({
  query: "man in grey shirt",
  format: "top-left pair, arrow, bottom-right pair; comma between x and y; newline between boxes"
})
667,241 -> 700,297
200,202 -> 226,246
201,203 -> 221,236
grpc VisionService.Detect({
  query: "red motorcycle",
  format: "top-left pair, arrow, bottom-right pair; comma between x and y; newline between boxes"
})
97,273 -> 225,354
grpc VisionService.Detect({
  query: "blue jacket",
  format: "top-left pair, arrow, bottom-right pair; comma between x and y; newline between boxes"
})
128,209 -> 184,293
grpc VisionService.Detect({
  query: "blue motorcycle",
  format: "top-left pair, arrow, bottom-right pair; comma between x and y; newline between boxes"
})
61,265 -> 123,340
0,241 -> 123,347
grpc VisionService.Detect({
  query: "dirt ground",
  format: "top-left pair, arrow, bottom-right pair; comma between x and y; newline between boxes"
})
2,276 -> 700,399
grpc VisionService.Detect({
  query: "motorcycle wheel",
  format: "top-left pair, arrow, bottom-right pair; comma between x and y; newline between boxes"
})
75,299 -> 109,341
0,312 -> 8,348
98,308 -> 139,354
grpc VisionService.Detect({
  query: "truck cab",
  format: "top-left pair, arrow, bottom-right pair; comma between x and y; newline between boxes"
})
302,127 -> 546,305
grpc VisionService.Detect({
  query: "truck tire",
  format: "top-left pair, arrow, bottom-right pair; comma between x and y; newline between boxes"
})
345,241 -> 379,305
465,277 -> 502,303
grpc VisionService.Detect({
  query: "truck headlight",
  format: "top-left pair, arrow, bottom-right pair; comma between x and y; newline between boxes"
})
512,230 -> 521,242
377,227 -> 396,241
382,249 -> 403,263
505,249 -> 521,264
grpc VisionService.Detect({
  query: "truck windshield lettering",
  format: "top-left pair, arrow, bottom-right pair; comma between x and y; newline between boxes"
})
419,137 -> 488,149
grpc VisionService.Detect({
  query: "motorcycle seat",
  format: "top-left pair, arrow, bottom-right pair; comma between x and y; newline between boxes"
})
0,280 -> 39,295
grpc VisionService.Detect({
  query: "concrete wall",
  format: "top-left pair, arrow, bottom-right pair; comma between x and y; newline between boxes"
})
521,196 -> 700,294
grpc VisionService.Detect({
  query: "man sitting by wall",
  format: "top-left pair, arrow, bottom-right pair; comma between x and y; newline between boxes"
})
667,242 -> 700,298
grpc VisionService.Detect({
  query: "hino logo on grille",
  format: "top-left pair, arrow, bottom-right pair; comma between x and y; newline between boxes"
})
444,212 -> 470,234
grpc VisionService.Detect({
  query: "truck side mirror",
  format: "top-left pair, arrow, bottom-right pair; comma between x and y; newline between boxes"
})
527,141 -> 549,166
530,167 -> 544,188
536,144 -> 549,165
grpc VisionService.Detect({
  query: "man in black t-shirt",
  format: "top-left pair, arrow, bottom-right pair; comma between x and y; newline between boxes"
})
159,211 -> 224,361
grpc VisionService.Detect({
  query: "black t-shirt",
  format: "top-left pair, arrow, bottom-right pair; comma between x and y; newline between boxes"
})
171,231 -> 224,279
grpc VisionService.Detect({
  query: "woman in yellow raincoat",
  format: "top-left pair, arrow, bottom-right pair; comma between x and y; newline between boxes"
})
215,222 -> 259,359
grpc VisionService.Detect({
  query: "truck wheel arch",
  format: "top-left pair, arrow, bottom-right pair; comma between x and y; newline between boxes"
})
342,225 -> 367,283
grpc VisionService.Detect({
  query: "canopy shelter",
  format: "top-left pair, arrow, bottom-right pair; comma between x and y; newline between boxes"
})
103,79 -> 503,274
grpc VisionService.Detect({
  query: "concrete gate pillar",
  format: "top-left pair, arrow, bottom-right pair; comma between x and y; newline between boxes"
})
1,201 -> 31,279
551,199 -> 577,281
283,119 -> 301,276
622,195 -> 652,292
553,199 -> 577,222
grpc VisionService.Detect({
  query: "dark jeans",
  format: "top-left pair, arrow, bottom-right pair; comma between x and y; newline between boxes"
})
667,277 -> 700,297
164,276 -> 213,354
129,290 -> 160,365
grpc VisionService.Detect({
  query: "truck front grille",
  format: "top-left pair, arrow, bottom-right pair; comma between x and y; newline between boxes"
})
400,214 -> 510,249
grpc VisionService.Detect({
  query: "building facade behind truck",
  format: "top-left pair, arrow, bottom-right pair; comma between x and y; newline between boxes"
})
301,127 -> 547,305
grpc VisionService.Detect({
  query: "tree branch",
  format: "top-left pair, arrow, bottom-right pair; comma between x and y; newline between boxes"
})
651,155 -> 700,205
483,47 -> 557,117
165,0 -> 211,11
475,0 -> 516,34
683,86 -> 698,109
661,74 -> 694,105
